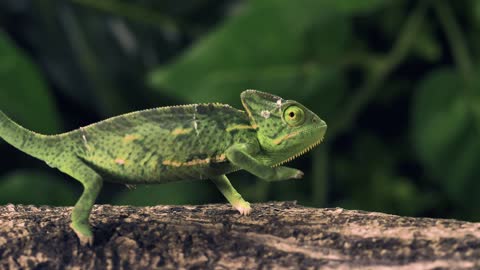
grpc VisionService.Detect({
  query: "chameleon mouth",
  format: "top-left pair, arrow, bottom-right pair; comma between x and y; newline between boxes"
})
271,135 -> 325,168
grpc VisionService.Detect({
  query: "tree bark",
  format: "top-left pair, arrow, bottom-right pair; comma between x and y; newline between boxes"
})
0,201 -> 479,269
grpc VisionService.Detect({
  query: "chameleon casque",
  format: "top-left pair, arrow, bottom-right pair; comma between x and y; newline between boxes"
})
0,90 -> 327,245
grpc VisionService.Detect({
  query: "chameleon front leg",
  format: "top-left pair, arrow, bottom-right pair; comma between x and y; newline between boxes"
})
210,175 -> 251,215
60,159 -> 103,246
225,144 -> 304,181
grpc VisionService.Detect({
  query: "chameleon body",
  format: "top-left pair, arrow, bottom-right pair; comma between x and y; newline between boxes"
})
0,90 -> 327,245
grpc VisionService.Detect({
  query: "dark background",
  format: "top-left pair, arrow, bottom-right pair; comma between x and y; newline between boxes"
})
1,0 -> 480,221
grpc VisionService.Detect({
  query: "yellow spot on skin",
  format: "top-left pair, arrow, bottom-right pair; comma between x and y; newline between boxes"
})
214,154 -> 226,162
123,134 -> 140,143
273,131 -> 300,145
115,158 -> 126,165
171,128 -> 193,136
226,124 -> 255,132
162,154 -> 226,167
184,158 -> 210,166
162,160 -> 183,167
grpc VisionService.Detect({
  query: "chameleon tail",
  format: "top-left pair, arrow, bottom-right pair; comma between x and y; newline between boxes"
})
0,110 -> 64,163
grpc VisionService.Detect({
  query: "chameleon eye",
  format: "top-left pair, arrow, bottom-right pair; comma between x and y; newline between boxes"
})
283,105 -> 305,126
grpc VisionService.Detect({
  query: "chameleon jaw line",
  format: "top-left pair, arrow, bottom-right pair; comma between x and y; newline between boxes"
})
272,136 -> 324,167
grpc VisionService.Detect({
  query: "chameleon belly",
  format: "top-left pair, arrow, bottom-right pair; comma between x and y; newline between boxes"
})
74,103 -> 257,183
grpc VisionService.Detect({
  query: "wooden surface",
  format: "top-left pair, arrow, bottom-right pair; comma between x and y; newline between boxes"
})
1,201 -> 480,269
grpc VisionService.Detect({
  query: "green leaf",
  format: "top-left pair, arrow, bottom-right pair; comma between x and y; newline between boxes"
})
0,170 -> 77,206
112,181 -> 214,206
0,32 -> 61,134
328,0 -> 389,14
148,0 -> 350,110
412,23 -> 442,62
411,68 -> 480,204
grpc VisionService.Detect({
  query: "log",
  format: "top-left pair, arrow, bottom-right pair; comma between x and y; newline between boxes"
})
0,201 -> 479,269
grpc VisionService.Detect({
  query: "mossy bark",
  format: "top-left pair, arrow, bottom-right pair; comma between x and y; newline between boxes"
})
1,202 -> 479,269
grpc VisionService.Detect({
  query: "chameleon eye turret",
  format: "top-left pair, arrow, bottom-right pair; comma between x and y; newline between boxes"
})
283,105 -> 305,126
0,89 -> 327,245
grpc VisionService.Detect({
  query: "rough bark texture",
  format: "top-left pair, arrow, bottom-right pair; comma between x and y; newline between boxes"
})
1,201 -> 480,269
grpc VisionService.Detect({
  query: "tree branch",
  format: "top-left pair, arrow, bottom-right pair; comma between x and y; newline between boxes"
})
1,202 -> 479,269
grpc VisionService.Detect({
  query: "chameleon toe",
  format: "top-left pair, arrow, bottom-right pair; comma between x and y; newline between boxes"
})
294,170 -> 304,179
70,222 -> 94,246
233,201 -> 252,216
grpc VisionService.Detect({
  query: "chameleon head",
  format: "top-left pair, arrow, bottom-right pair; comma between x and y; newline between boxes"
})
240,90 -> 327,166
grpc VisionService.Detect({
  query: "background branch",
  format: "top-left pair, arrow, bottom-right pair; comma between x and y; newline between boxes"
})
330,1 -> 428,137
434,0 -> 474,83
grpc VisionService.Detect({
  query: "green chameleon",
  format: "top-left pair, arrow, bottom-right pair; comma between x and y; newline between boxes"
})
0,90 -> 327,245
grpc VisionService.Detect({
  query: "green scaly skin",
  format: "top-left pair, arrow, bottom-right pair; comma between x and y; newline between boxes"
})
0,90 -> 327,245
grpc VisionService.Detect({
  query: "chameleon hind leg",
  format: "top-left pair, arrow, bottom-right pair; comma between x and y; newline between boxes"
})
210,175 -> 251,215
60,159 -> 103,246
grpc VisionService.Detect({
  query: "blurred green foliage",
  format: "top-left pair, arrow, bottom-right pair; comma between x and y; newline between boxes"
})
1,0 -> 480,221
0,33 -> 60,134
0,170 -> 78,205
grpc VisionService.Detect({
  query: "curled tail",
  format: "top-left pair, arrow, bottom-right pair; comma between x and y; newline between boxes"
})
0,110 -> 64,163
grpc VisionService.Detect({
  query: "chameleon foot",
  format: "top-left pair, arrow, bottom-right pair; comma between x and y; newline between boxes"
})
293,170 -> 304,179
233,200 -> 251,215
70,222 -> 94,246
